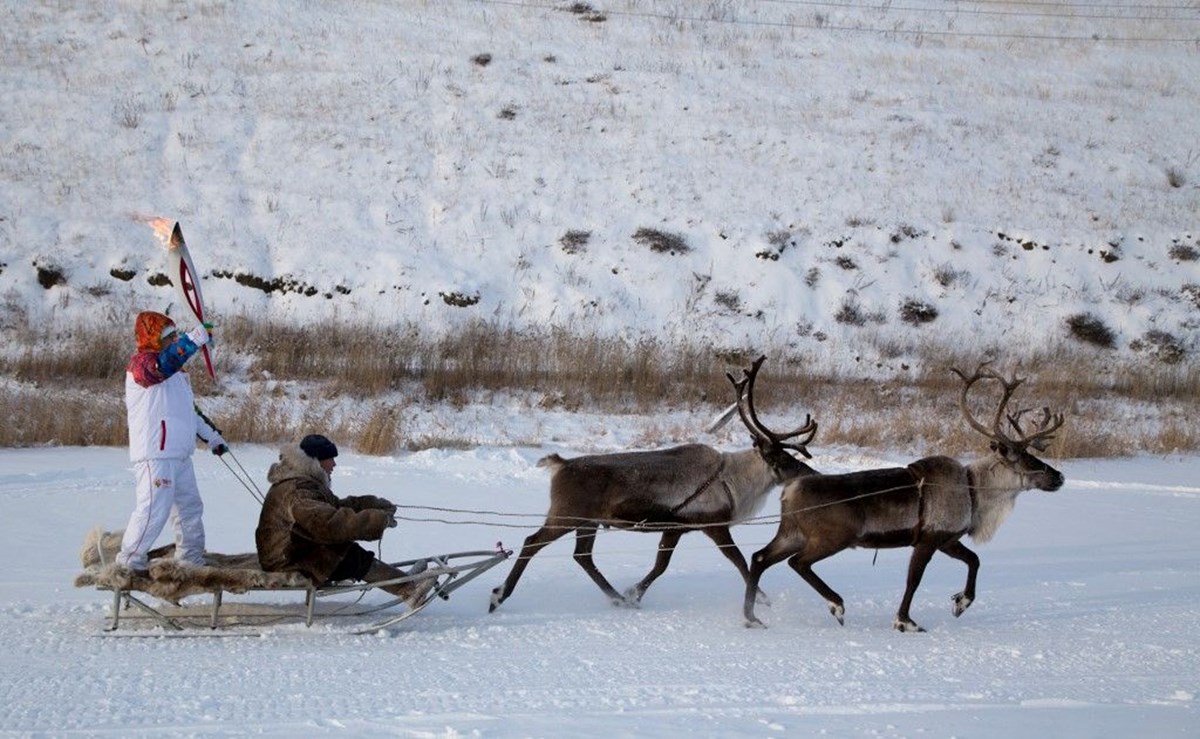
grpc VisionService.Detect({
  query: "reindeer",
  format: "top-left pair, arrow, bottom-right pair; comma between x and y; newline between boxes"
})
490,356 -> 819,612
743,363 -> 1065,632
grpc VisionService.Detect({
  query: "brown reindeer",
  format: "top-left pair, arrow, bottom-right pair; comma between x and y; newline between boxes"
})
490,356 -> 819,612
743,363 -> 1065,632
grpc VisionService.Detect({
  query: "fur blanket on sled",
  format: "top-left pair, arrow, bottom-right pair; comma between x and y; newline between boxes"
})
73,528 -> 312,603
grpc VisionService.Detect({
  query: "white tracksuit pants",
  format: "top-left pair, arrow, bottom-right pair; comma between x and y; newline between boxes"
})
117,457 -> 206,570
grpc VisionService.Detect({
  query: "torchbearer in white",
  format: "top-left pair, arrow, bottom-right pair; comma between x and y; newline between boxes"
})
117,218 -> 225,573
117,311 -> 225,573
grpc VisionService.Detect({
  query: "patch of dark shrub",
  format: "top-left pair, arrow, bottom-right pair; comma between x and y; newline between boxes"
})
440,291 -> 480,307
890,224 -> 925,243
1130,330 -> 1186,365
633,227 -> 690,255
213,269 -> 319,296
35,263 -> 66,289
835,299 -> 867,326
899,298 -> 938,325
564,2 -> 606,21
714,290 -> 742,313
1066,312 -> 1116,348
110,268 -> 136,282
560,230 -> 590,255
1168,243 -> 1198,262
147,272 -> 171,287
472,54 -> 492,67
757,230 -> 792,261
1180,283 -> 1200,310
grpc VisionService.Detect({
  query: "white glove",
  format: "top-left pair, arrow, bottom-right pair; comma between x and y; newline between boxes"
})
186,323 -> 210,347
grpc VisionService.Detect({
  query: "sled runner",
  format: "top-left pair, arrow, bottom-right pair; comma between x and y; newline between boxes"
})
74,529 -> 511,635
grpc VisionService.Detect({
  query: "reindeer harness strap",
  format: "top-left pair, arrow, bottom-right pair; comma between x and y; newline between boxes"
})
911,475 -> 927,546
966,467 -> 978,518
670,459 -> 730,515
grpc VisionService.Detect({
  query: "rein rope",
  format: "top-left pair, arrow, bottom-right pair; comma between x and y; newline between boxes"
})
387,475 -> 989,533
218,450 -> 266,505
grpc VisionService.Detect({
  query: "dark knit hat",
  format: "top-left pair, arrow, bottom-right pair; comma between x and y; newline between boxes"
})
300,434 -> 338,460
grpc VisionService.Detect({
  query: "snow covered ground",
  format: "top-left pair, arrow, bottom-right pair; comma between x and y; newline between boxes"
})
1,443 -> 1196,737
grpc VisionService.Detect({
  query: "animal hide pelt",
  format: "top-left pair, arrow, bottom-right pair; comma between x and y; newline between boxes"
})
73,527 -> 311,604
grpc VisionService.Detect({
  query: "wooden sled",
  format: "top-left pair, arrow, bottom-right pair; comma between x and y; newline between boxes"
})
74,528 -> 511,635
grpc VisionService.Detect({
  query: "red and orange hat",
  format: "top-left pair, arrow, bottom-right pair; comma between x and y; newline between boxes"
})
134,311 -> 177,352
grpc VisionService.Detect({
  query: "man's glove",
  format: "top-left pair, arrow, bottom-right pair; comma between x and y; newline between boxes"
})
212,443 -> 229,457
202,321 -> 216,349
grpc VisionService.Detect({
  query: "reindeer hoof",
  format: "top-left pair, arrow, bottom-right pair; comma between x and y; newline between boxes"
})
610,594 -> 639,609
745,616 -> 767,629
488,587 -> 503,613
622,585 -> 645,604
952,592 -> 973,617
829,603 -> 845,626
754,588 -> 772,607
893,617 -> 926,633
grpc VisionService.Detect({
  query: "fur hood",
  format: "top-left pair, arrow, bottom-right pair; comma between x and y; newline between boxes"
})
268,443 -> 330,489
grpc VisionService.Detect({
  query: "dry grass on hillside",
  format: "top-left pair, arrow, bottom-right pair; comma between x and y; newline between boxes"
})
1,319 -> 1196,458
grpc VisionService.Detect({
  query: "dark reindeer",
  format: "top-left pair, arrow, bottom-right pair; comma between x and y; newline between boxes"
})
743,363 -> 1065,632
490,356 -> 819,612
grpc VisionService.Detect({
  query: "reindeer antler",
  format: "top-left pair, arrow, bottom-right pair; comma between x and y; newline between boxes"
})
1006,406 -> 1065,452
952,362 -> 1062,450
727,355 -> 817,457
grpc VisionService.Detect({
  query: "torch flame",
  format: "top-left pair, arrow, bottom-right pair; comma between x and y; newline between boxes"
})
147,217 -> 177,248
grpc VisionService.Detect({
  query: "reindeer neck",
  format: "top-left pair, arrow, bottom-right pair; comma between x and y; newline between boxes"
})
724,448 -> 781,488
964,455 -> 1025,543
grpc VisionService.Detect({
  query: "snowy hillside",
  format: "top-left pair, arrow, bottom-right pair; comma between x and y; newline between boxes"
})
1,1 -> 1198,374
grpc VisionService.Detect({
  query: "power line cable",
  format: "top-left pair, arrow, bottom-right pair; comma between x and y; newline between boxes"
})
470,0 -> 1200,44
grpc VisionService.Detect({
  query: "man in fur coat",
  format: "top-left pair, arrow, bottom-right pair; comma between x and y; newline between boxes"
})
256,435 -> 432,605
118,311 -> 225,573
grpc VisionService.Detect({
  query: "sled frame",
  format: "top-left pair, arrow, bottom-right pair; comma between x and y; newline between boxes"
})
99,547 -> 511,634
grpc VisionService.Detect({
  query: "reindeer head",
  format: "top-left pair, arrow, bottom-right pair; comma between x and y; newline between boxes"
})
952,363 -> 1065,492
723,355 -> 818,482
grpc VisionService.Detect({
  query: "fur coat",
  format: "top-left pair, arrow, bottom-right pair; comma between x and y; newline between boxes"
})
255,444 -> 395,584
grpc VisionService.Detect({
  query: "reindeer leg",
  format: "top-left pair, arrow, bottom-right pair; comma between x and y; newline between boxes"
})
624,530 -> 681,604
894,543 -> 937,632
489,523 -> 570,612
572,525 -> 630,607
940,540 -> 981,617
744,537 -> 799,628
789,555 -> 846,626
704,526 -> 770,606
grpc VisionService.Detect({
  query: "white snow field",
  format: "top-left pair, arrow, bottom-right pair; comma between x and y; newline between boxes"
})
0,444 -> 1195,737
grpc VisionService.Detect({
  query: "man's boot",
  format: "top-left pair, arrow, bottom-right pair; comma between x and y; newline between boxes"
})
364,560 -> 436,607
